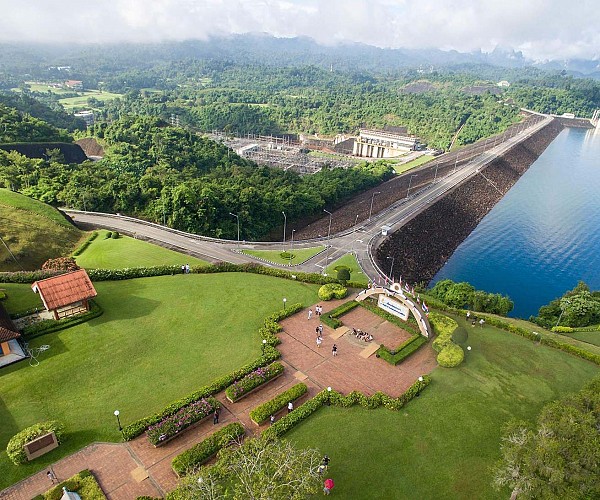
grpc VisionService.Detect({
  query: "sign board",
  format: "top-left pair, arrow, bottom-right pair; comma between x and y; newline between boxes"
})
378,294 -> 409,321
24,432 -> 58,461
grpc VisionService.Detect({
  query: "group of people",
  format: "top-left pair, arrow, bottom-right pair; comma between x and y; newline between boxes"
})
352,328 -> 374,342
466,311 -> 485,328
181,263 -> 191,274
307,304 -> 324,320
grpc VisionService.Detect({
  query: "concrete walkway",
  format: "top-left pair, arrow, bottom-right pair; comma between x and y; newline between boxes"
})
1,300 -> 436,500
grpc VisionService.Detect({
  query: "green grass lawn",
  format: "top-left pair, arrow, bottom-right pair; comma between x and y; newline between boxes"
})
240,246 -> 325,265
58,90 -> 122,110
0,189 -> 84,271
0,283 -> 43,315
324,253 -> 368,286
562,330 -> 600,347
74,230 -> 208,269
392,154 -> 434,174
0,273 -> 320,488
287,314 -> 599,499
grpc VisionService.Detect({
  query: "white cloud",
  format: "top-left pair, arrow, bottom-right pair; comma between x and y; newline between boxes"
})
0,0 -> 598,61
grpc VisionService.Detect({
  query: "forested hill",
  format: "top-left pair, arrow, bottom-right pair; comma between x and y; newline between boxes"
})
0,115 -> 394,240
0,103 -> 72,143
0,92 -> 86,132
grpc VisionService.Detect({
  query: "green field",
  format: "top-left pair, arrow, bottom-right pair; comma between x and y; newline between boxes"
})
74,230 -> 208,269
240,246 -> 325,265
324,253 -> 368,285
0,189 -> 84,271
58,90 -> 122,110
287,314 -> 599,499
0,273 -> 321,488
392,154 -> 434,173
563,330 -> 600,347
0,283 -> 43,315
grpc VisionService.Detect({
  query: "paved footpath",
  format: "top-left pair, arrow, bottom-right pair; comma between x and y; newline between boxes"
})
1,299 -> 436,500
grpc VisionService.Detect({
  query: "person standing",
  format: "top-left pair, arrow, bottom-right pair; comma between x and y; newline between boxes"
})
270,414 -> 275,425
318,324 -> 324,335
47,470 -> 58,484
213,408 -> 219,425
316,336 -> 322,348
332,344 -> 338,356
287,401 -> 294,413
308,309 -> 313,320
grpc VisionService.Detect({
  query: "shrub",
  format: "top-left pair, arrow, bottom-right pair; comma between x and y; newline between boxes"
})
41,470 -> 105,500
146,397 -> 219,446
551,326 -> 574,333
0,290 -> 6,300
249,383 -> 308,424
429,311 -> 458,352
318,283 -> 348,301
437,343 -> 465,367
41,257 -> 79,271
71,231 -> 98,257
171,422 -> 245,477
22,300 -> 103,340
336,268 -> 351,282
377,335 -> 428,365
225,363 -> 284,402
104,231 -> 113,239
111,231 -> 120,239
279,251 -> 294,260
6,421 -> 64,465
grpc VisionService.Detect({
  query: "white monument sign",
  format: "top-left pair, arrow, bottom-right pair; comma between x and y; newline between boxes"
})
378,294 -> 409,321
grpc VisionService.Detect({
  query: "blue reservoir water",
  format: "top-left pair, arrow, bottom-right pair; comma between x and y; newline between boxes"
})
431,127 -> 600,318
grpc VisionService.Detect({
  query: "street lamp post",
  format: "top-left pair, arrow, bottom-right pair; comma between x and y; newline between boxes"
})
323,209 -> 332,274
433,163 -> 439,183
453,153 -> 459,173
114,410 -> 123,437
282,211 -> 287,250
386,255 -> 395,283
326,386 -> 332,406
229,212 -> 240,249
262,339 -> 267,354
283,297 -> 287,310
368,192 -> 381,221
406,174 -> 417,197
290,229 -> 296,265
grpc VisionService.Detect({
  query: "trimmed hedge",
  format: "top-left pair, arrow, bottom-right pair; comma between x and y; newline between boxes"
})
318,283 -> 348,301
551,326 -> 574,333
6,421 -> 64,465
38,470 -> 106,500
0,269 -> 65,284
147,397 -> 220,446
225,362 -> 284,402
171,422 -> 245,477
22,300 -> 103,339
377,335 -> 428,365
429,311 -> 459,353
263,376 -> 431,439
249,383 -> 308,424
71,231 -> 98,257
320,300 -> 360,329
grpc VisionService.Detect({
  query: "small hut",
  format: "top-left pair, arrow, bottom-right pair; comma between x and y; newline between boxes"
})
32,269 -> 97,320
0,302 -> 26,365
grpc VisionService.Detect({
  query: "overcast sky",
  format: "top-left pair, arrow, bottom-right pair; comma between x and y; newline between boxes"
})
1,0 -> 598,61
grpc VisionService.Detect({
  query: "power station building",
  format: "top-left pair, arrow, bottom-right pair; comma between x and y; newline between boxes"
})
352,128 -> 419,158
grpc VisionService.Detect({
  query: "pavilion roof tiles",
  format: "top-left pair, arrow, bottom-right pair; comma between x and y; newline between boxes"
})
0,302 -> 20,342
31,269 -> 97,311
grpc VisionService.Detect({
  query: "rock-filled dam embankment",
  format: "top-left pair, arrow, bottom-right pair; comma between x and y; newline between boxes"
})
375,119 -> 565,285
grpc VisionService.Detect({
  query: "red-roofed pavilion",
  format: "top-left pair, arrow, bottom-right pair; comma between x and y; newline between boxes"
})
32,269 -> 97,320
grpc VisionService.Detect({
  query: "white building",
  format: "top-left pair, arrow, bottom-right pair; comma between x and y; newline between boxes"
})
353,128 -> 418,158
74,110 -> 95,127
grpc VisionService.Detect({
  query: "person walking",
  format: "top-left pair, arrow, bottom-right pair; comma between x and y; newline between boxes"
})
308,309 -> 313,320
332,344 -> 338,356
287,401 -> 294,413
47,470 -> 58,484
270,414 -> 275,425
316,336 -> 322,348
318,324 -> 324,335
213,408 -> 219,425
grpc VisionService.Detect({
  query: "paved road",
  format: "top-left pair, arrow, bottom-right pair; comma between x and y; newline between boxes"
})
65,115 -> 552,281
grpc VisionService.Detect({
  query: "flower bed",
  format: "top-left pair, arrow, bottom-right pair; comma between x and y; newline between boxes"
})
146,397 -> 219,446
225,362 -> 284,403
171,422 -> 245,477
249,383 -> 308,425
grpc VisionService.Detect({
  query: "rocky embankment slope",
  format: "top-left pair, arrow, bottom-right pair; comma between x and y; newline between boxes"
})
375,120 -> 564,284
